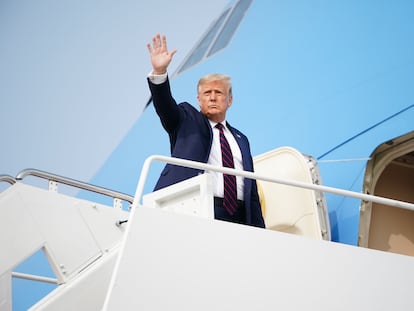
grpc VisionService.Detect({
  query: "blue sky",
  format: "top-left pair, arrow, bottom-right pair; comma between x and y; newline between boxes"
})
0,0 -> 228,189
2,0 -> 414,310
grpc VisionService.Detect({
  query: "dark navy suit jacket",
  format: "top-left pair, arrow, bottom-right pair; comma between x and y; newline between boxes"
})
148,77 -> 265,228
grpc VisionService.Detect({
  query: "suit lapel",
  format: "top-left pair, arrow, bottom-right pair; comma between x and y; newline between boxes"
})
227,123 -> 251,171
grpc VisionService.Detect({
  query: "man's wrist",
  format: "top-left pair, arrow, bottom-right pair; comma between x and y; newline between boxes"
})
148,70 -> 168,84
152,69 -> 167,75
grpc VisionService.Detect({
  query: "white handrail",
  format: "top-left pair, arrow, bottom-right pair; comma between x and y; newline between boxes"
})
16,168 -> 134,204
132,155 -> 414,212
0,174 -> 16,185
12,272 -> 58,284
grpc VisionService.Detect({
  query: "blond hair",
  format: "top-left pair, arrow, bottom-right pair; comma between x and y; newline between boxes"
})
197,73 -> 232,96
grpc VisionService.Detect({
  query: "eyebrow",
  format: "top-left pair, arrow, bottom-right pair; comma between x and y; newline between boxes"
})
203,89 -> 225,95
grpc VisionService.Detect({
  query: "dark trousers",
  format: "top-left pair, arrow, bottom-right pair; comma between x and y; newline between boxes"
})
214,197 -> 246,225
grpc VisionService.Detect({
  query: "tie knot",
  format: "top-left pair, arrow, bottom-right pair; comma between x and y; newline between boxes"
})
215,123 -> 224,130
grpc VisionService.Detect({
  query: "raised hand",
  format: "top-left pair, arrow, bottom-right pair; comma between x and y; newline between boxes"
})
147,34 -> 177,75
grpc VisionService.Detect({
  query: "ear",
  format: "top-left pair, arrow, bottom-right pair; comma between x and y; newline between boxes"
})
197,95 -> 202,108
227,95 -> 233,107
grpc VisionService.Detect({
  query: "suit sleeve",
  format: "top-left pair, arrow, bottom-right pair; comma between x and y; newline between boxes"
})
147,77 -> 182,133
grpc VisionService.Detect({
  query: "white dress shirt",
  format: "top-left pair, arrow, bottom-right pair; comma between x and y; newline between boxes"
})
207,120 -> 244,201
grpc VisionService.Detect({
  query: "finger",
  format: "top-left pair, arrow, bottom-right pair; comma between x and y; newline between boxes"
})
156,33 -> 162,48
152,36 -> 158,49
162,35 -> 168,51
152,34 -> 159,49
146,43 -> 152,53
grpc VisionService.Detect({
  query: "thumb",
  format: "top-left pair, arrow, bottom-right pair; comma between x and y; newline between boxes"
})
169,49 -> 178,58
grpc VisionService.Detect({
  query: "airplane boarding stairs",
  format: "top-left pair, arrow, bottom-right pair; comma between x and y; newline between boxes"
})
2,147 -> 414,310
0,170 -> 132,311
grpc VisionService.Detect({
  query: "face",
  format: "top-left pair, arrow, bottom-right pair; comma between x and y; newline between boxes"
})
197,80 -> 233,123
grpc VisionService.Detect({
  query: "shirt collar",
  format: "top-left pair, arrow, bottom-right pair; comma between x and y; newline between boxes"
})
209,119 -> 228,129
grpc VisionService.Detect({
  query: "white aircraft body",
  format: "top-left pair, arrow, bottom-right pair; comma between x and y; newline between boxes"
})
1,0 -> 413,310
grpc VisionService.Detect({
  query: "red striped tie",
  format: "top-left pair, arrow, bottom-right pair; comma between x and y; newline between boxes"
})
216,123 -> 238,215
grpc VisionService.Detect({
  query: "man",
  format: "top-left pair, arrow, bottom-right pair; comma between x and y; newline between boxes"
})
146,34 -> 265,228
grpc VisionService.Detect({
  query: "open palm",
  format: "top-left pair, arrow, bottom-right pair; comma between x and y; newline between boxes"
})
147,34 -> 177,74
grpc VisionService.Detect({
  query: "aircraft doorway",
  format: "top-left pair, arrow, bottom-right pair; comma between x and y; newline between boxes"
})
359,131 -> 414,256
